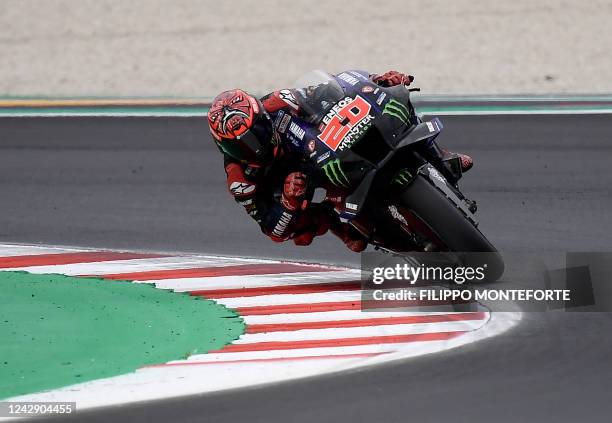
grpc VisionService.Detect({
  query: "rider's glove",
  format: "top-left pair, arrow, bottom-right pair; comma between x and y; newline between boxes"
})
291,208 -> 332,246
281,172 -> 307,212
372,71 -> 414,87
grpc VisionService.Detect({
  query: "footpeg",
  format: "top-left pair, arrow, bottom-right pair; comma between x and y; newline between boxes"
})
465,199 -> 478,214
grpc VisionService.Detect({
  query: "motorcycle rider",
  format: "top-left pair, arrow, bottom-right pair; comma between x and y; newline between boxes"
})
207,70 -> 473,252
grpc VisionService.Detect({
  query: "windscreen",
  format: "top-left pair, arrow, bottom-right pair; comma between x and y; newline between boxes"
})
291,70 -> 346,124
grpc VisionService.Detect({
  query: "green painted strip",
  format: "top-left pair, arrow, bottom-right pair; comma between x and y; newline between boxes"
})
414,95 -> 612,102
1,94 -> 611,102
0,271 -> 244,399
0,107 -> 210,116
0,95 -> 215,101
418,104 -> 612,113
0,101 -> 612,117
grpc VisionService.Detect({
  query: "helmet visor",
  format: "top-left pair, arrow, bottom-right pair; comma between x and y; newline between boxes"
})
216,115 -> 274,165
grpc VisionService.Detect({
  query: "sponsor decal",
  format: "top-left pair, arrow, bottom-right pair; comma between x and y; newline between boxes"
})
229,182 -> 256,196
278,114 -> 291,133
279,89 -> 299,110
388,205 -> 409,226
376,92 -> 387,105
429,168 -> 447,184
272,211 -> 293,236
273,110 -> 285,128
382,98 -> 411,126
426,121 -> 435,132
307,139 -> 316,153
316,151 -> 331,164
322,159 -> 350,188
317,95 -> 374,151
349,71 -> 369,81
244,166 -> 258,177
346,202 -> 358,211
289,122 -> 305,140
361,86 -> 374,94
248,96 -> 259,114
337,72 -> 359,86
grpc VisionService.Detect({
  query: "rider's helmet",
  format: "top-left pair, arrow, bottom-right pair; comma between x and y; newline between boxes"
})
208,89 -> 275,166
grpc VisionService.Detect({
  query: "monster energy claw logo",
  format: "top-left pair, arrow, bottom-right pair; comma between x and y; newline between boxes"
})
392,168 -> 412,185
382,99 -> 411,126
322,159 -> 350,187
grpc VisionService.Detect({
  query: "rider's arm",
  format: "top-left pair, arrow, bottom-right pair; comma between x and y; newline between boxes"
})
260,89 -> 301,115
223,156 -> 302,242
224,155 -> 261,221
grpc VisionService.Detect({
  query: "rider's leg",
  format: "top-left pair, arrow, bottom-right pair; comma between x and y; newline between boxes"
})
291,206 -> 367,252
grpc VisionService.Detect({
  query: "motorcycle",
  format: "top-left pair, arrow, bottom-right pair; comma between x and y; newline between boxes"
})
284,70 -> 504,280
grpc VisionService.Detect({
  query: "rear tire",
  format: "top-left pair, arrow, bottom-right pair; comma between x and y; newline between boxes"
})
397,175 -> 504,281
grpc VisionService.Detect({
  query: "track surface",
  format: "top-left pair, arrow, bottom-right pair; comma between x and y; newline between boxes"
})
1,115 -> 612,421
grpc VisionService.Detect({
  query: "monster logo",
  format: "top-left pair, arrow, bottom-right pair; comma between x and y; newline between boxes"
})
382,99 -> 411,126
322,159 -> 350,188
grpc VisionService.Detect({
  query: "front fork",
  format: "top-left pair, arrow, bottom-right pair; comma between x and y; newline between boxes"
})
421,138 -> 463,184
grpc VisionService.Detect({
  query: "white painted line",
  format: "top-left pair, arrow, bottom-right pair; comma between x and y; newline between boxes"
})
144,270 -> 360,291
242,309 -> 477,325
10,256 -> 263,275
179,344 -> 405,363
233,320 -> 486,344
215,290 -> 362,308
0,245 -> 86,257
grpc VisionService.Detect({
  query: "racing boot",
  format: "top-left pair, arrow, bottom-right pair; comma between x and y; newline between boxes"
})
445,149 -> 473,173
440,148 -> 473,173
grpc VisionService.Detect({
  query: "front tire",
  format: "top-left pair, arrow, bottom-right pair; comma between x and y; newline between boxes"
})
397,175 -> 504,281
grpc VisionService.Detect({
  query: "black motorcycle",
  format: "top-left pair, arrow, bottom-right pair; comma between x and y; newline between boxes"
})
287,70 -> 504,279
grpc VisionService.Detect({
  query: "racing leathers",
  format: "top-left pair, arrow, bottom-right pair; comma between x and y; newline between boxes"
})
221,70 -> 455,252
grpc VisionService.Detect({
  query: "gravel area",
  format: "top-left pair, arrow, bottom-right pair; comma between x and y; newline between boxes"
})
1,0 -> 611,97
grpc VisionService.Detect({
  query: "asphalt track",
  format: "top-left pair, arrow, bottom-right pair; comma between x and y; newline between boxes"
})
1,114 -> 612,422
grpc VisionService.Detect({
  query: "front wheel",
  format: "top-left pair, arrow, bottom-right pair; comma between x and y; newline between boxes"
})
396,175 -> 504,281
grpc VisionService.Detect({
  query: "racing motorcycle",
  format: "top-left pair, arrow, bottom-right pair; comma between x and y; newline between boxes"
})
284,70 -> 504,279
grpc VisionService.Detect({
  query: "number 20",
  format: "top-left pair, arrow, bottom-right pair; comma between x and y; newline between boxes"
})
318,96 -> 371,150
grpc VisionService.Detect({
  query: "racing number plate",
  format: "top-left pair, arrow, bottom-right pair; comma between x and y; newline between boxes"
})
317,96 -> 372,151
